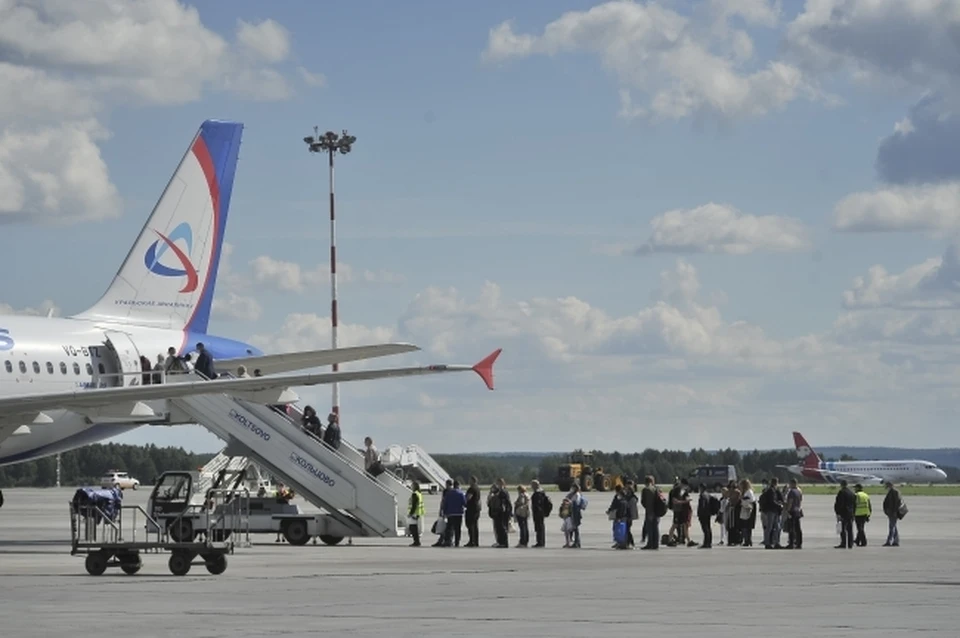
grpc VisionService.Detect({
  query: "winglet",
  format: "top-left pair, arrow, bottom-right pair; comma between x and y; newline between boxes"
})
472,348 -> 502,390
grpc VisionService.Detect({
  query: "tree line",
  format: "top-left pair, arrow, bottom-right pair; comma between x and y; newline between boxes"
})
0,443 -> 215,488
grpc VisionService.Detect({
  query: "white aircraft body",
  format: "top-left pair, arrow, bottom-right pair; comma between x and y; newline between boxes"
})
0,120 -> 498,474
778,432 -> 947,485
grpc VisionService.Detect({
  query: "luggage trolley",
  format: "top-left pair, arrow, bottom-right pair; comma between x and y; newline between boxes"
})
69,479 -> 250,576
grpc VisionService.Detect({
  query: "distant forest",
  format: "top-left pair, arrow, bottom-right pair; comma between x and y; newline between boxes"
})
2,444 -> 958,488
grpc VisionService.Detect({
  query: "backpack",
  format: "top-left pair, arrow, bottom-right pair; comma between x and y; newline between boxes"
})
708,495 -> 721,516
541,494 -> 553,517
654,489 -> 668,517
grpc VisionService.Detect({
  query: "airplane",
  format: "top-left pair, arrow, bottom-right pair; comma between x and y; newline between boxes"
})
777,431 -> 947,485
0,119 -> 499,500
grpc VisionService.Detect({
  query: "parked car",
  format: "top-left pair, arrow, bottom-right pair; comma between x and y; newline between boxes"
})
100,470 -> 140,490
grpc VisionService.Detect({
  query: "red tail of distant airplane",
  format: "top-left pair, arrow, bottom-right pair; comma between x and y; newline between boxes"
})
793,431 -> 821,469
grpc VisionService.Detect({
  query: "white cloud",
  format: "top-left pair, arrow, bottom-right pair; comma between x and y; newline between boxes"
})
786,1 -> 960,93
0,121 -> 121,224
0,0 -> 302,223
248,255 -> 405,293
248,313 -> 395,354
832,182 -> 960,233
603,203 -> 811,255
297,66 -> 326,87
212,292 -> 262,322
482,1 -> 820,121
842,245 -> 960,310
236,19 -> 290,64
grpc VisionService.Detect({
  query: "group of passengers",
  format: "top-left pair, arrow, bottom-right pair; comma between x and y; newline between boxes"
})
297,405 -> 342,451
138,343 -> 220,384
405,475 -> 908,550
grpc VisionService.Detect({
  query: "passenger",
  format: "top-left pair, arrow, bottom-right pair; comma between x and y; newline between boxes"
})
623,481 -> 639,548
464,476 -> 482,547
726,487 -> 742,546
236,365 -> 250,378
442,480 -> 466,547
854,483 -> 872,547
640,475 -> 661,550
514,485 -> 530,548
785,479 -> 803,549
194,342 -> 216,380
680,478 -> 696,546
738,479 -> 756,547
607,484 -> 627,548
717,487 -> 728,546
434,480 -> 454,547
301,406 -> 322,437
253,368 -> 263,377
759,477 -> 785,549
274,483 -> 294,543
565,484 -> 585,549
559,497 -> 573,548
164,346 -> 186,375
882,481 -> 902,547
530,479 -> 551,548
489,484 -> 512,548
408,481 -> 425,547
139,355 -> 153,385
834,480 -> 856,549
696,483 -> 714,549
153,354 -> 165,384
364,437 -> 383,476
322,412 -> 341,450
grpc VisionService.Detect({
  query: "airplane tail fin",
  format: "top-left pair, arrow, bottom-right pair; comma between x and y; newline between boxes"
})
73,120 -> 243,334
793,431 -> 821,468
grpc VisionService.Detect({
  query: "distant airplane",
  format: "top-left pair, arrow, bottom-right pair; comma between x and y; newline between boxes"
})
778,432 -> 947,485
0,120 -> 498,478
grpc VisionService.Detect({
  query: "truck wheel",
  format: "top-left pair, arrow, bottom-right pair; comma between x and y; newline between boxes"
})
319,535 -> 344,546
283,520 -> 310,546
593,473 -> 606,491
205,554 -> 227,575
556,479 -> 572,492
583,475 -> 594,491
85,551 -> 109,576
168,519 -> 194,543
168,552 -> 192,576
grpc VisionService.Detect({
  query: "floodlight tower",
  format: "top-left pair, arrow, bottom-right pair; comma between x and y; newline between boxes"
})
303,128 -> 356,419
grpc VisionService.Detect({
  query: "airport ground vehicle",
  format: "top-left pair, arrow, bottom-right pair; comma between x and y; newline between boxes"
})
69,483 -> 244,576
100,470 -> 140,490
686,465 -> 738,491
146,470 -> 352,546
555,451 -> 622,492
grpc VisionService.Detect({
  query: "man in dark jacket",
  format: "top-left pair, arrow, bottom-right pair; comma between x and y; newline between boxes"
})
322,412 -> 341,450
640,475 -> 660,550
697,484 -> 713,548
489,484 -> 512,548
442,480 -> 467,547
194,342 -> 216,380
530,479 -> 551,548
834,480 -> 856,549
882,481 -> 902,547
759,477 -> 785,549
464,476 -> 481,547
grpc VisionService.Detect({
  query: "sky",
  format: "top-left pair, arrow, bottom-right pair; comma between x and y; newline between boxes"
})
3,0 -> 960,454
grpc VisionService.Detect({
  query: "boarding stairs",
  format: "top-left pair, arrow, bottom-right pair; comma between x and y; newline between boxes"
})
167,389 -> 405,538
195,452 -> 266,496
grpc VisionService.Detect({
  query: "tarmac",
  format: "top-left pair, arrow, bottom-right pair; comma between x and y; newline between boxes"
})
0,487 -> 957,637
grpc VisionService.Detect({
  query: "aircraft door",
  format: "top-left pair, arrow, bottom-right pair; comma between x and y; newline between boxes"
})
102,330 -> 143,387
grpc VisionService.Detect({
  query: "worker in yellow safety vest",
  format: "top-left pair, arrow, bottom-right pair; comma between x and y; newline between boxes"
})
853,484 -> 872,547
408,481 -> 425,547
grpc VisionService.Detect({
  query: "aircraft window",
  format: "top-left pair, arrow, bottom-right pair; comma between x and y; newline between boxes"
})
85,363 -> 93,375
60,362 -> 67,375
4,361 -> 10,373
73,363 -> 81,375
98,363 -> 105,374
19,361 -> 26,373
32,361 -> 40,374
46,362 -> 53,374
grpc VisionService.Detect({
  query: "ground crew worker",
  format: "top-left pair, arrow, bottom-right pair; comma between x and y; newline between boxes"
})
854,483 -> 872,547
408,481 -> 425,547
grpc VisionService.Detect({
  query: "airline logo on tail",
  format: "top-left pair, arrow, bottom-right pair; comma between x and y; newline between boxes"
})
143,222 -> 199,293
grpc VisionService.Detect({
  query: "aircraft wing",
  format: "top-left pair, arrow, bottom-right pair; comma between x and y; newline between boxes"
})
215,343 -> 419,376
0,349 -> 502,434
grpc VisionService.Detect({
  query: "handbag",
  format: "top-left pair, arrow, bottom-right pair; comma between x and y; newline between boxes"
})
431,517 -> 446,535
